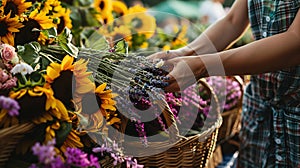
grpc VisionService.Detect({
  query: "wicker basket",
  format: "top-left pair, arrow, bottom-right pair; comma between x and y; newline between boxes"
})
217,76 -> 244,144
119,79 -> 223,168
0,123 -> 35,167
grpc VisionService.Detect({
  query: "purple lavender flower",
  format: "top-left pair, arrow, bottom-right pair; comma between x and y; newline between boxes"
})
89,154 -> 100,168
0,95 -> 20,116
92,143 -> 113,156
125,157 -> 144,168
64,147 -> 90,167
31,139 -> 56,164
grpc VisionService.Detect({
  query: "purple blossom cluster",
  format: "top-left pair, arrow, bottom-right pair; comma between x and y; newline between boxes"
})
30,139 -> 100,168
93,141 -> 144,168
205,77 -> 242,111
0,95 -> 20,116
165,84 -> 209,133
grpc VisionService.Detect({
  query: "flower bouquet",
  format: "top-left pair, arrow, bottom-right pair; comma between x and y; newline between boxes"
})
0,0 -> 224,167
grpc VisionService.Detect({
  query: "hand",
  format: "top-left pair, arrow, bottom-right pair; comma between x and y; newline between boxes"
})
163,56 -> 207,92
147,49 -> 187,61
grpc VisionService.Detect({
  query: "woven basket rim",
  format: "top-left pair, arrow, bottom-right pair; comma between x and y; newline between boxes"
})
123,114 -> 222,148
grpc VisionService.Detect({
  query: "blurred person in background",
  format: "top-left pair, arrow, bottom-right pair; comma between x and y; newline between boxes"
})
149,0 -> 300,167
198,0 -> 227,25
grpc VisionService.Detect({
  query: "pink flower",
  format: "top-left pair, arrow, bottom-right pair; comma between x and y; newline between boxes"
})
1,44 -> 17,63
0,68 -> 17,90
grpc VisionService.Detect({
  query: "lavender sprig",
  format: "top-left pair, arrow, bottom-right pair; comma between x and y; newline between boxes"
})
0,95 -> 20,116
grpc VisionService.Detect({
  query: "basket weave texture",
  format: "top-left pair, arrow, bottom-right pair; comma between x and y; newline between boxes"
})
120,79 -> 223,168
0,123 -> 35,167
217,76 -> 244,144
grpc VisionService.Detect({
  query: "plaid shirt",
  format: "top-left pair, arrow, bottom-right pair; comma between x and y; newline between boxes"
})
238,0 -> 300,167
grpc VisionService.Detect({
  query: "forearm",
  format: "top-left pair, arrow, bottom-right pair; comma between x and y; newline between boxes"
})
178,0 -> 250,56
202,30 -> 300,76
181,19 -> 249,55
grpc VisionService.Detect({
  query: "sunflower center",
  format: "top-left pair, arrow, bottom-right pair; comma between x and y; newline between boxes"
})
4,1 -> 18,17
15,19 -> 41,45
18,93 -> 47,121
57,16 -> 65,34
132,18 -> 143,29
99,1 -> 105,10
81,93 -> 101,115
52,70 -> 75,110
113,33 -> 125,42
0,21 -> 8,36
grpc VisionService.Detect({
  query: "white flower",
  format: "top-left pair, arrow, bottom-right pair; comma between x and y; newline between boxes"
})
155,59 -> 164,68
10,62 -> 34,75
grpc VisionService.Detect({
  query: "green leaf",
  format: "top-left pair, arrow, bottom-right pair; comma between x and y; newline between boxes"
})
17,42 -> 41,65
29,71 -> 45,87
41,27 -> 58,39
57,28 -> 79,57
85,8 -> 102,26
78,0 -> 93,6
114,40 -> 128,54
55,121 -> 72,147
84,29 -> 110,50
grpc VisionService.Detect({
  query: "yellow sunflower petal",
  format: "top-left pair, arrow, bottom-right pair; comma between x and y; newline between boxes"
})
95,83 -> 107,93
46,66 -> 60,81
101,104 -> 116,111
61,55 -> 74,70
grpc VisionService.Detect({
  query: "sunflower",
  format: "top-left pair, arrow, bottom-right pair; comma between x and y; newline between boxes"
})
0,13 -> 23,46
96,10 -> 114,25
112,0 -> 128,17
94,0 -> 112,14
44,115 -> 84,153
127,4 -> 147,13
94,83 -> 119,124
44,55 -> 94,110
110,25 -> 132,44
74,83 -> 120,132
124,12 -> 156,38
171,25 -> 188,48
1,0 -> 32,18
60,129 -> 84,152
6,85 -> 69,125
53,5 -> 72,34
14,9 -> 54,45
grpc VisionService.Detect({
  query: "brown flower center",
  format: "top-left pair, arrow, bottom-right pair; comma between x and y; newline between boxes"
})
15,19 -> 41,46
18,93 -> 47,121
99,1 -> 105,10
52,70 -> 75,110
0,21 -> 8,36
57,16 -> 65,34
4,1 -> 18,17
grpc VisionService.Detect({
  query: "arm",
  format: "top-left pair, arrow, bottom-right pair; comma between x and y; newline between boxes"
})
164,9 -> 300,92
177,0 -> 250,55
149,0 -> 249,60
211,8 -> 300,76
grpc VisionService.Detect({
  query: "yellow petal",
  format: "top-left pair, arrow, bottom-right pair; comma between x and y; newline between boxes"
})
101,104 -> 116,111
46,66 -> 60,80
95,83 -> 107,93
61,55 -> 74,70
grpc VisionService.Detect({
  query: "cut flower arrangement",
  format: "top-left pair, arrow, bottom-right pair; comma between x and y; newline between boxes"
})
0,0 -> 190,167
0,0 -> 240,167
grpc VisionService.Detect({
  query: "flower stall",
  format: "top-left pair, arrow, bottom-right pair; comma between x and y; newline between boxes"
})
0,0 -> 244,167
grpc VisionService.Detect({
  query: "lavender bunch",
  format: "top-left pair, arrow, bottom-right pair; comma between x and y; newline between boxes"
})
93,141 -> 144,167
30,139 -> 100,168
79,48 -> 171,146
